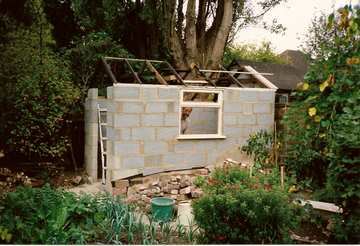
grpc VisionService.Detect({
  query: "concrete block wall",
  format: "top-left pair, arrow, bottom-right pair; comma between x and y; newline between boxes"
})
84,84 -> 275,181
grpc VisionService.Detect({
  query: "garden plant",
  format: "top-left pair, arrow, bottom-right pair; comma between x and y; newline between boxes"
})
282,5 -> 360,243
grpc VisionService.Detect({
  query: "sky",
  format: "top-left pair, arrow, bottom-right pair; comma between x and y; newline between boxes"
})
234,0 -> 355,53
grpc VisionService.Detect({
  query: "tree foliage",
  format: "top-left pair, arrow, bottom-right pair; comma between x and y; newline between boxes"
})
0,0 -> 80,159
282,5 -> 360,242
223,41 -> 287,66
68,0 -> 284,70
65,31 -> 131,98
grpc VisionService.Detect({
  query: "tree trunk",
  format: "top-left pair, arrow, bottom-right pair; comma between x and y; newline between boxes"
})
165,0 -> 233,71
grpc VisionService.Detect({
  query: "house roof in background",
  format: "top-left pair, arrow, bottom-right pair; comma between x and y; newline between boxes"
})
230,50 -> 309,91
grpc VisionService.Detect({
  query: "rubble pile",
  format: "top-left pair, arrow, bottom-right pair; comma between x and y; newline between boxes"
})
112,168 -> 209,207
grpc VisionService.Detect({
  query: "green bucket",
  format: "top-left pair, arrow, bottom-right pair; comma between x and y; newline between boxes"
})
151,197 -> 175,222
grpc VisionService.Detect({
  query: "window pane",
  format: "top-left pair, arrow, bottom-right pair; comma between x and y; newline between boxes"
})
181,107 -> 218,134
183,92 -> 218,102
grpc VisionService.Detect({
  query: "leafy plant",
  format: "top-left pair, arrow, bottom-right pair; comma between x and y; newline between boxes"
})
0,185 -> 199,244
282,5 -> 360,243
242,130 -> 274,169
65,31 -> 132,98
0,0 -> 80,160
0,185 -> 106,244
192,166 -> 297,243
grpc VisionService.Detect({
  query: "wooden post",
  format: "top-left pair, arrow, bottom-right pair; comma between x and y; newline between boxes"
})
280,165 -> 285,189
101,58 -> 118,84
146,61 -> 168,85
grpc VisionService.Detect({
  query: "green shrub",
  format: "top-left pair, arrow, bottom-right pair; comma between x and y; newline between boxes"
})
0,0 -> 80,159
0,185 -> 198,244
0,185 -> 106,244
193,167 -> 297,243
282,5 -> 360,242
65,31 -> 132,98
241,130 -> 273,169
193,189 -> 296,243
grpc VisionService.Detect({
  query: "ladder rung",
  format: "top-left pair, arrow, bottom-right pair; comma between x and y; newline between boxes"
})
102,137 -> 108,141
99,108 -> 107,112
102,152 -> 107,155
100,123 -> 107,126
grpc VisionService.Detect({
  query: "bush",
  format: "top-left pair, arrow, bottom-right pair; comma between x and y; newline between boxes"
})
193,167 -> 297,243
0,185 -> 106,244
0,185 -> 198,244
242,130 -> 274,169
282,5 -> 360,242
65,31 -> 132,98
0,0 -> 80,160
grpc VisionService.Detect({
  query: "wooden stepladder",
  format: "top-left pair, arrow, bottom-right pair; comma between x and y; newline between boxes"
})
97,104 -> 108,185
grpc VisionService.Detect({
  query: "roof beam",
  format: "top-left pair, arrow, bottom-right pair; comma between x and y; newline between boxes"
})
145,61 -> 168,85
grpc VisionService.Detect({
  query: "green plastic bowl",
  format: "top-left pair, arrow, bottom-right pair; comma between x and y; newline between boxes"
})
151,197 -> 175,222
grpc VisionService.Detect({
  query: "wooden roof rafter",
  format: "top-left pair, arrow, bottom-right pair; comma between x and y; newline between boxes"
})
102,57 -> 186,86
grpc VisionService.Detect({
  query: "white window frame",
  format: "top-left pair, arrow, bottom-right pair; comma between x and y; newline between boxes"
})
177,89 -> 226,140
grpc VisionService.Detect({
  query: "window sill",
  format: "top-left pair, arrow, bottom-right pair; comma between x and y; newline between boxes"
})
177,134 -> 226,140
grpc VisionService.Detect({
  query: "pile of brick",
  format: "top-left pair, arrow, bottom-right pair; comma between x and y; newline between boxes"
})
112,168 -> 209,206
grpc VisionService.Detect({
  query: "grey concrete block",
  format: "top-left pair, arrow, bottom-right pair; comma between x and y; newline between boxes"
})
106,86 -> 113,99
144,141 -> 168,155
145,102 -> 168,113
132,128 -> 155,140
144,155 -> 162,166
114,114 -> 140,127
85,110 -> 98,124
113,86 -> 140,99
217,138 -> 238,152
163,153 -> 184,165
224,89 -> 241,102
224,102 -> 242,113
224,114 -> 237,125
164,114 -> 179,126
159,87 -> 178,99
87,88 -> 98,99
253,103 -> 271,113
123,156 -> 144,169
239,90 -> 258,102
242,103 -> 253,115
207,151 -> 219,165
106,113 -> 113,126
238,115 -> 256,125
143,167 -> 165,176
197,141 -> 217,152
224,127 -> 242,137
84,133 -> 97,146
142,87 -> 158,100
157,127 -> 178,140
183,153 -> 205,166
114,142 -> 140,155
174,142 -> 196,153
257,114 -> 274,125
240,127 -> 253,138
167,102 -> 176,113
141,114 -> 163,126
97,99 -> 107,109
122,102 -> 144,113
120,128 -> 131,140
105,102 -> 116,113
258,91 -> 274,102
84,123 -> 98,135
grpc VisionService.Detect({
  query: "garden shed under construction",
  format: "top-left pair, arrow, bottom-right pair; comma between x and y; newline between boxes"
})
84,57 -> 278,186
